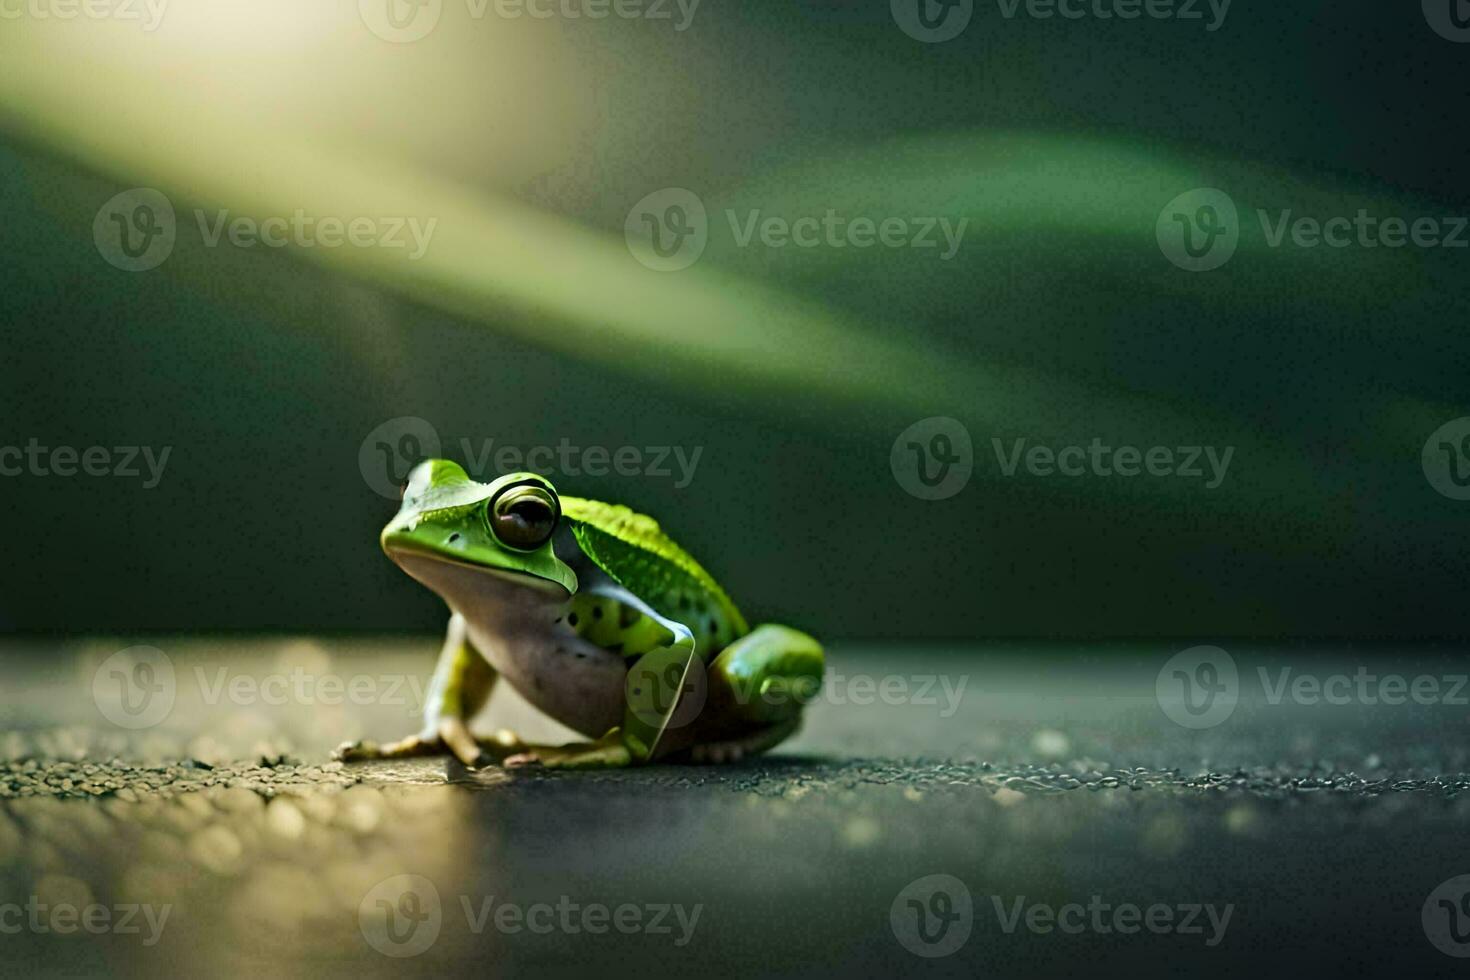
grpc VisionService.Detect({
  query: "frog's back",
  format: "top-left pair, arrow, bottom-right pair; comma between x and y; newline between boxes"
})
558,496 -> 749,657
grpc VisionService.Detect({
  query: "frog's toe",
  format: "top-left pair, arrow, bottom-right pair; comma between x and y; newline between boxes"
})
334,732 -> 444,763
333,739 -> 376,762
502,735 -> 632,770
692,742 -> 741,764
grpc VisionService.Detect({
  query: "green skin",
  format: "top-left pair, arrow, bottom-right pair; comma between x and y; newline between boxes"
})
336,460 -> 825,769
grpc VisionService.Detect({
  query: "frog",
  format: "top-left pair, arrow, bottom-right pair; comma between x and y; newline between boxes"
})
336,459 -> 825,769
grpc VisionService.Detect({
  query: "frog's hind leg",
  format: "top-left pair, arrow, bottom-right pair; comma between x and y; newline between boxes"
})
336,613 -> 519,768
690,624 -> 824,762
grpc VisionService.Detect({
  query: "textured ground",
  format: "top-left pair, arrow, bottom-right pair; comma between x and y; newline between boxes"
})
2,639 -> 1470,978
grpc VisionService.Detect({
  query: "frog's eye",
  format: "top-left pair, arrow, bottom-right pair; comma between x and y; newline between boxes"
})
487,482 -> 559,550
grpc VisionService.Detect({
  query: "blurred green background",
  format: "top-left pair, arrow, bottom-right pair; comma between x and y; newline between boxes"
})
0,0 -> 1466,639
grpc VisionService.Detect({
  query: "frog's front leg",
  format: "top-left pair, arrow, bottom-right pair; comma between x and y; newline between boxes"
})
335,613 -> 520,768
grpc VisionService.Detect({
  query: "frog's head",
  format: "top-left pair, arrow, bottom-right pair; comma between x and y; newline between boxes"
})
381,460 -> 577,604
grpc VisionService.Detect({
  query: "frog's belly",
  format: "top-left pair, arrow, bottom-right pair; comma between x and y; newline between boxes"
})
465,619 -> 628,739
392,552 -> 629,738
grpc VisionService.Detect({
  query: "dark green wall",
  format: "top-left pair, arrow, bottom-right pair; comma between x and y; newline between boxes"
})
2,1 -> 1467,638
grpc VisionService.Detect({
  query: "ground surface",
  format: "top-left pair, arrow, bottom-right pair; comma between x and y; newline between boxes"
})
3,638 -> 1470,978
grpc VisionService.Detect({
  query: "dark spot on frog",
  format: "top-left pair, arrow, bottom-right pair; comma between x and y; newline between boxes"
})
592,606 -> 603,620
568,612 -> 579,627
448,533 -> 461,544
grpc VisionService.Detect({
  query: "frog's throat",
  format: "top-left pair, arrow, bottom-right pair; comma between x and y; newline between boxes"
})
388,549 -> 571,617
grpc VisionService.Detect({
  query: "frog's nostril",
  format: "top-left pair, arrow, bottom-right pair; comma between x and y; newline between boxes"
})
448,533 -> 462,544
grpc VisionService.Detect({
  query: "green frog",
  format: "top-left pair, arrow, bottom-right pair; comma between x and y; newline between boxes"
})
336,460 -> 824,769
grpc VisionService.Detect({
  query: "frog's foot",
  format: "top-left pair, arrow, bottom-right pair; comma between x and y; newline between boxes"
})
334,725 -> 528,769
687,717 -> 802,764
504,731 -> 632,770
